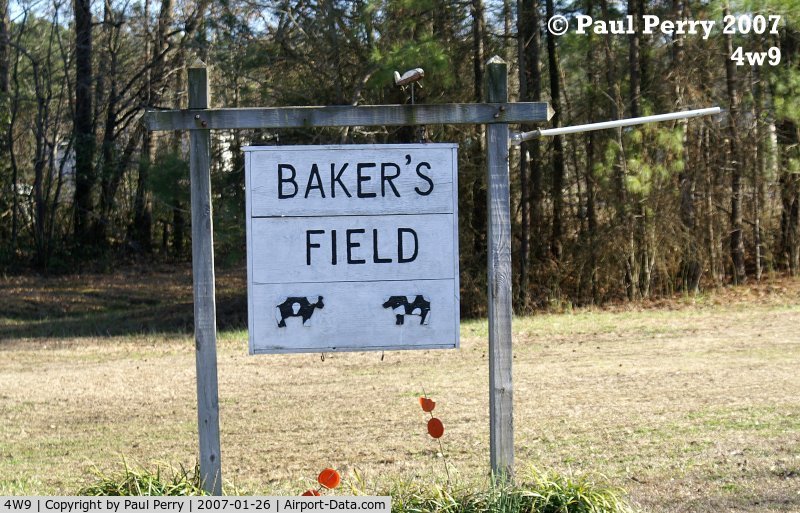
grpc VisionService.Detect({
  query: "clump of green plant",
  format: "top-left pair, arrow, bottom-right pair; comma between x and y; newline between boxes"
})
79,461 -> 209,496
388,468 -> 635,513
520,468 -> 635,513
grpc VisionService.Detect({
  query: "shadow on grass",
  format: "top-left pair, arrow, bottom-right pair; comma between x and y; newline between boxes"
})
0,265 -> 247,340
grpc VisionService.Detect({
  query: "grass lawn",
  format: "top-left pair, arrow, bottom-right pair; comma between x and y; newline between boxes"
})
1,266 -> 799,512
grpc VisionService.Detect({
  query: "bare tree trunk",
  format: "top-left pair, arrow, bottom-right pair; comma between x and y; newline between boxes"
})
31,63 -> 47,266
131,0 -> 152,252
470,0 -> 487,267
132,130 -> 152,252
781,178 -> 800,275
673,0 -> 700,293
131,0 -> 175,252
18,18 -> 61,268
7,8 -> 22,252
517,0 -> 542,308
0,0 -> 7,94
586,132 -> 598,302
325,1 -> 344,105
599,0 -> 633,299
775,18 -> 799,273
73,0 -> 95,247
702,126 -> 719,284
584,0 -> 599,303
679,135 -> 701,292
779,121 -> 800,275
472,0 -> 485,104
517,0 -> 529,309
760,77 -> 779,274
97,0 -> 118,244
0,0 -> 9,248
753,64 -> 765,281
545,0 -> 564,261
627,0 -> 640,119
723,3 -> 746,284
628,0 -> 650,298
501,0 -> 510,60
529,0 -> 544,270
172,199 -> 185,257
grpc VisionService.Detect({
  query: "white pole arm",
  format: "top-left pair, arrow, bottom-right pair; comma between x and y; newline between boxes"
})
511,106 -> 721,145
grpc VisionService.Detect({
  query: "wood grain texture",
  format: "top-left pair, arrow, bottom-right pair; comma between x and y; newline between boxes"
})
486,57 -> 514,479
188,64 -> 223,496
145,102 -> 552,131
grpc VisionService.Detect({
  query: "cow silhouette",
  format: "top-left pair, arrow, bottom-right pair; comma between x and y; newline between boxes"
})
382,295 -> 430,325
276,296 -> 324,327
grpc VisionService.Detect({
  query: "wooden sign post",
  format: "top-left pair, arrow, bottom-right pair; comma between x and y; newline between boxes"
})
486,57 -> 514,478
187,64 -> 222,495
145,57 -> 551,494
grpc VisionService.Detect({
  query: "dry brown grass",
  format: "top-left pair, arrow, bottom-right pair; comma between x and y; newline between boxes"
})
1,268 -> 799,512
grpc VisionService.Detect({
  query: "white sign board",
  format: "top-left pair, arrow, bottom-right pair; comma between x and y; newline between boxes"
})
244,144 -> 460,354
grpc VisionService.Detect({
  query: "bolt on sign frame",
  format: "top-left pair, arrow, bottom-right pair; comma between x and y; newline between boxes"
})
145,56 -> 552,494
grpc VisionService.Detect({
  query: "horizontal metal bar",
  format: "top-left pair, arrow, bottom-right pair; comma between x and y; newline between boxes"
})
144,102 -> 554,131
511,107 -> 721,144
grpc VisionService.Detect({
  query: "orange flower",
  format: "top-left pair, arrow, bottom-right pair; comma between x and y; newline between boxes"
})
427,417 -> 444,438
419,397 -> 436,412
317,468 -> 341,489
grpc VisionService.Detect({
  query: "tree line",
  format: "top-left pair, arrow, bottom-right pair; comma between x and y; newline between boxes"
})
0,0 -> 798,316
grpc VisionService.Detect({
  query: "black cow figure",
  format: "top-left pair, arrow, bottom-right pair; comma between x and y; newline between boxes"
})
382,295 -> 431,325
276,296 -> 324,327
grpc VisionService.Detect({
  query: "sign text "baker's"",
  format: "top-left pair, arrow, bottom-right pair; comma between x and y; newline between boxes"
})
275,157 -> 435,199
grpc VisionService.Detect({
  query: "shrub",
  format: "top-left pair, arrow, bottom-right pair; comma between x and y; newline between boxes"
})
389,468 -> 635,513
521,468 -> 635,513
79,460 -> 635,512
79,461 -> 208,496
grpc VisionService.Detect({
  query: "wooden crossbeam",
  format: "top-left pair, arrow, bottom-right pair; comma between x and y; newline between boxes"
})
144,102 -> 553,131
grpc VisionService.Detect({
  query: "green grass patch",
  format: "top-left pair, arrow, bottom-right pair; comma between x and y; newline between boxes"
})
0,476 -> 43,495
388,469 -> 635,513
685,406 -> 800,435
78,463 -> 635,512
79,461 -> 209,496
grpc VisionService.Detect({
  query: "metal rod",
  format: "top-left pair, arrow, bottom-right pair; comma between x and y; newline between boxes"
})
511,107 -> 721,144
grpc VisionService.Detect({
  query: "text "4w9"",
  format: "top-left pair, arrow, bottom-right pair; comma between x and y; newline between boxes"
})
731,46 -> 781,66
4,499 -> 33,510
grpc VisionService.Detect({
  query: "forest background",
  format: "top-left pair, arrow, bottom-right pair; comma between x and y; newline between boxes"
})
1,0 -> 798,316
